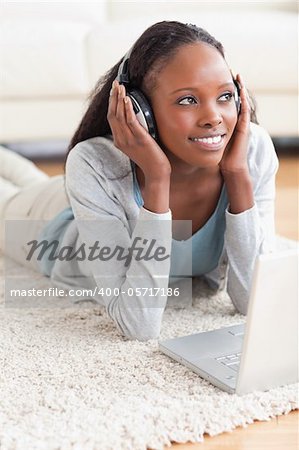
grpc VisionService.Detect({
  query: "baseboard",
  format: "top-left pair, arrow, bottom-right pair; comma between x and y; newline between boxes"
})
272,137 -> 299,156
1,136 -> 298,160
1,140 -> 69,161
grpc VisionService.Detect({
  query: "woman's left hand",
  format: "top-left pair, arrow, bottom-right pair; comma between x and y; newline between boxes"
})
219,74 -> 251,175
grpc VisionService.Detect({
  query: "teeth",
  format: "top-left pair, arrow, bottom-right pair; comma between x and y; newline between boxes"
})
192,135 -> 222,144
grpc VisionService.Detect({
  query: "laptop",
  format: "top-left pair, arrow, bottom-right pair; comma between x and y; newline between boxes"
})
159,248 -> 298,395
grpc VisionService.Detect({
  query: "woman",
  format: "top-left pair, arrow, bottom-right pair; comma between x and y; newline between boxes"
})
0,21 -> 278,340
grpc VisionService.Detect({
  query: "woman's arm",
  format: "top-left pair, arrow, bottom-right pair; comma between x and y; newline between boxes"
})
211,75 -> 278,313
65,142 -> 173,341
224,123 -> 279,314
219,74 -> 254,214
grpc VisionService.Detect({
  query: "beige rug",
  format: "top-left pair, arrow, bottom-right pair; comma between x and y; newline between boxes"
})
0,237 -> 298,450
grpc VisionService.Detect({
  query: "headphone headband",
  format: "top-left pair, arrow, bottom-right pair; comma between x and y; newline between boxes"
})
116,46 -> 133,85
115,45 -> 159,141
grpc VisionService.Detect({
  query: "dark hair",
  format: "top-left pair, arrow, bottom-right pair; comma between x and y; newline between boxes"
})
67,20 -> 258,156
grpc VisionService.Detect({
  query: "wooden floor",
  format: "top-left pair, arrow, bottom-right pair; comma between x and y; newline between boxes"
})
36,156 -> 299,450
170,411 -> 298,450
275,157 -> 298,241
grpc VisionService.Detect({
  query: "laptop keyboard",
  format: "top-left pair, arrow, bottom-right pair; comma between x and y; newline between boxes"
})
215,353 -> 242,372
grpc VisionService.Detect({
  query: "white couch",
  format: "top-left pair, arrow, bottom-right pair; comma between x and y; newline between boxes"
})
0,0 -> 298,152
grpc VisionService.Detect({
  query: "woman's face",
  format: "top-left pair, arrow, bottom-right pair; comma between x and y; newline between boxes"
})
148,42 -> 238,170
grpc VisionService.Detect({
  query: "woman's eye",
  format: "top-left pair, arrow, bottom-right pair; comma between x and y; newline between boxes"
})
219,92 -> 233,102
178,96 -> 197,105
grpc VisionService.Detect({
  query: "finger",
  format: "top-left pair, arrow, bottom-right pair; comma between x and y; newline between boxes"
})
115,84 -> 127,123
112,84 -> 136,146
107,79 -> 118,122
108,81 -> 133,142
124,96 -> 136,130
109,79 -> 117,99
236,74 -> 251,115
237,74 -> 251,105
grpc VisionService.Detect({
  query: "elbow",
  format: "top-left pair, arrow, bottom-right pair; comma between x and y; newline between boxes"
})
118,321 -> 161,341
227,284 -> 249,316
110,307 -> 164,342
126,329 -> 160,342
234,301 -> 248,316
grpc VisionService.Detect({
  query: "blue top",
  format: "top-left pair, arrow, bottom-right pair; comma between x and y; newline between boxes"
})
39,160 -> 227,278
38,207 -> 74,277
130,161 -> 228,280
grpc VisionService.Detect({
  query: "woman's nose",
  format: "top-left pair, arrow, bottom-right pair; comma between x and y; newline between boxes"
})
197,104 -> 223,128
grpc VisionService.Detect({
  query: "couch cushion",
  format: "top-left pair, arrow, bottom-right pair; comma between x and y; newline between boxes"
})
107,0 -> 297,20
87,11 -> 297,93
213,11 -> 297,93
0,99 -> 86,141
1,1 -> 107,24
0,19 -> 92,98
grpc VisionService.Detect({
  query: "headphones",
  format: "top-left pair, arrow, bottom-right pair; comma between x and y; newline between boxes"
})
116,46 -> 159,141
233,77 -> 242,116
116,46 -> 242,142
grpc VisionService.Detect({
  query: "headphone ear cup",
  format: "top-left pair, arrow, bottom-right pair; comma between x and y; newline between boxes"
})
233,79 -> 241,115
127,89 -> 159,141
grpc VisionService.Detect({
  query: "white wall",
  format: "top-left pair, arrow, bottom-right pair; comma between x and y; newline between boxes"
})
107,0 -> 297,21
0,0 -> 298,141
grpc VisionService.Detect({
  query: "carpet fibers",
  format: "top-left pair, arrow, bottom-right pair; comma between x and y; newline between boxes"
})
0,238 -> 298,450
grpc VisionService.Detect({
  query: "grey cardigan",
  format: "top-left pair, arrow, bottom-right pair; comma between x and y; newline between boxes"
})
50,122 -> 279,340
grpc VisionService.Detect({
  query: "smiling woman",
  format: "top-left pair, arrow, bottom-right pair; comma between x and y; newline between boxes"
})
0,21 -> 278,341
148,43 -> 239,165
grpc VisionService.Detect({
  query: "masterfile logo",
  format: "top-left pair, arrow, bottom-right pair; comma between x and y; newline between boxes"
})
26,237 -> 170,267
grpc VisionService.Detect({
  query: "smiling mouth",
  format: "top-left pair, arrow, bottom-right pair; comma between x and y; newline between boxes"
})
189,134 -> 225,143
188,134 -> 226,150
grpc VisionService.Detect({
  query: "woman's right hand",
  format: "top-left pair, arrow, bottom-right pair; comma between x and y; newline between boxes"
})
107,79 -> 171,183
